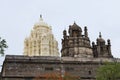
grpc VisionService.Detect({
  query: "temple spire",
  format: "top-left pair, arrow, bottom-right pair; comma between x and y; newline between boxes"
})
24,15 -> 59,56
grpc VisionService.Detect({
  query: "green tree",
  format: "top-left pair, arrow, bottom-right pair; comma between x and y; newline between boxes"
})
96,62 -> 120,80
0,37 -> 8,56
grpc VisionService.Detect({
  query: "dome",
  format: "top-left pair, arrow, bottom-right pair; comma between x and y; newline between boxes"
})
63,29 -> 67,33
70,22 -> 82,32
97,32 -> 105,42
97,38 -> 105,42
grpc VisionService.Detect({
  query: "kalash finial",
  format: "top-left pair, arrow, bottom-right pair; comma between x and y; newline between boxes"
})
40,14 -> 43,21
99,32 -> 102,38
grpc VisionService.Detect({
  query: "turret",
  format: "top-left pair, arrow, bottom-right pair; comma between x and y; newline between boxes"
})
61,22 -> 93,57
63,29 -> 67,38
92,32 -> 113,58
97,32 -> 105,46
84,26 -> 88,37
107,39 -> 112,56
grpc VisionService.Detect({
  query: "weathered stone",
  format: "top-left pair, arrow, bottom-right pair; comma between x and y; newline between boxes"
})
1,55 -> 120,80
0,21 -> 117,80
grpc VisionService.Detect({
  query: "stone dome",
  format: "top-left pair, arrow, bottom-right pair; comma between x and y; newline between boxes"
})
70,22 -> 82,32
97,38 -> 105,42
97,32 -> 105,43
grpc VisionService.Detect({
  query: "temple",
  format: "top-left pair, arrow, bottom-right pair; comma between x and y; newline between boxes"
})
24,15 -> 59,56
1,18 -> 118,80
61,22 -> 113,58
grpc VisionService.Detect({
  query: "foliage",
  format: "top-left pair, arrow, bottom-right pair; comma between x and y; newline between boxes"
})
96,62 -> 120,80
0,37 -> 8,56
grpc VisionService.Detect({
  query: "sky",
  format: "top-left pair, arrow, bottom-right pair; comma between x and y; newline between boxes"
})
0,0 -> 120,65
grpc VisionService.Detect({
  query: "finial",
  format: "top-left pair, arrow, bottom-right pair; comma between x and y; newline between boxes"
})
74,21 -> 76,24
40,14 -> 43,21
84,26 -> 87,30
40,14 -> 42,18
99,32 -> 102,38
107,39 -> 111,45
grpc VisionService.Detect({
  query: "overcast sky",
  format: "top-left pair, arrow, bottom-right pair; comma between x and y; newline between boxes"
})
0,0 -> 120,64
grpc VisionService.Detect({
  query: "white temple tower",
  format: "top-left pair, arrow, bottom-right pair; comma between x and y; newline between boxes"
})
24,15 -> 59,56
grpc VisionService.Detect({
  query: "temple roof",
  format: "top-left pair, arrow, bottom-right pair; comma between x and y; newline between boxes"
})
69,22 -> 82,31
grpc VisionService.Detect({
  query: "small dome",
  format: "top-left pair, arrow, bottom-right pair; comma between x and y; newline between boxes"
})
97,38 -> 105,42
70,22 -> 82,32
63,29 -> 67,35
63,29 -> 66,33
97,32 -> 105,42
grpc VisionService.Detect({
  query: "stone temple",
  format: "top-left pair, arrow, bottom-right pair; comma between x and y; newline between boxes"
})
24,15 -> 59,56
61,22 -> 113,58
1,17 -> 120,80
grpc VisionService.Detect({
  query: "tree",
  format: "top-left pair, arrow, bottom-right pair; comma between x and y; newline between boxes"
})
0,37 -> 8,56
96,62 -> 120,80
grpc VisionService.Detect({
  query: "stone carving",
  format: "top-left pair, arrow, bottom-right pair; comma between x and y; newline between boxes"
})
61,22 -> 93,58
61,23 -> 113,58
